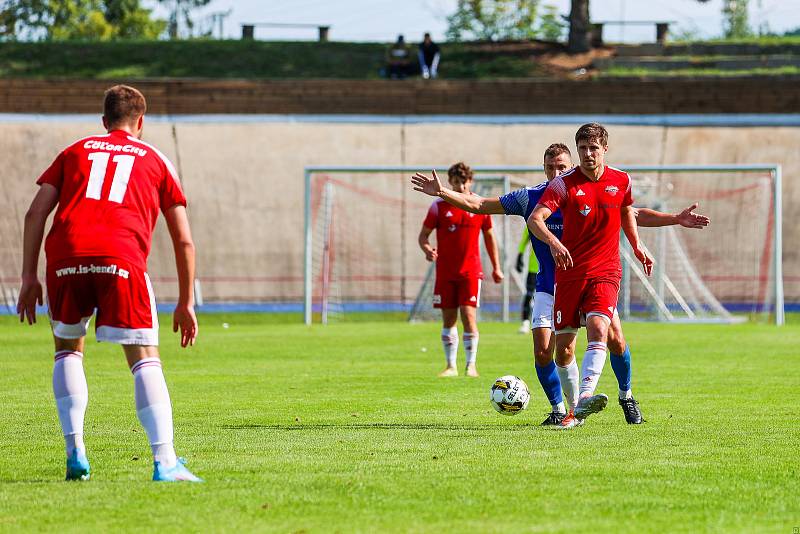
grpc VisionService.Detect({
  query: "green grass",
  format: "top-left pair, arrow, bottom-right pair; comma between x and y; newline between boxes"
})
1,314 -> 799,532
0,40 -> 545,80
600,65 -> 800,77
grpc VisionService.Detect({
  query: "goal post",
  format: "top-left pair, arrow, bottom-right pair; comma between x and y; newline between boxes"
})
303,164 -> 784,326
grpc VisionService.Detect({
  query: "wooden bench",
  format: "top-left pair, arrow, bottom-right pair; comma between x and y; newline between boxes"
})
241,23 -> 330,42
591,21 -> 676,46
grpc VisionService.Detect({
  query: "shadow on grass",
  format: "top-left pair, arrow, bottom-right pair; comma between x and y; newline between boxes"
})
221,422 -> 539,431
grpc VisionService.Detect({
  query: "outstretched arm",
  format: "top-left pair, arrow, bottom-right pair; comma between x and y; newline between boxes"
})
636,203 -> 710,228
622,205 -> 653,276
17,184 -> 59,324
482,227 -> 504,283
411,170 -> 505,214
164,205 -> 198,347
527,204 -> 573,270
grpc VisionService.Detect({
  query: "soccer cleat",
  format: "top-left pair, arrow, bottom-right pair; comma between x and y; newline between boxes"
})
574,393 -> 608,420
518,320 -> 531,334
540,410 -> 567,426
437,367 -> 458,378
153,457 -> 203,482
554,411 -> 584,429
619,396 -> 645,424
65,449 -> 91,481
465,363 -> 479,378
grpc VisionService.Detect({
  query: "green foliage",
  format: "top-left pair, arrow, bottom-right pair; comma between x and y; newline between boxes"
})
446,0 -> 541,41
157,0 -> 211,39
0,315 -> 798,530
0,0 -> 166,40
536,3 -> 565,42
722,0 -> 752,39
0,40 -> 549,79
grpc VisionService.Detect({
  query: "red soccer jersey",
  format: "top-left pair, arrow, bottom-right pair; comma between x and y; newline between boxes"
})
423,199 -> 492,281
37,130 -> 187,270
538,165 -> 633,282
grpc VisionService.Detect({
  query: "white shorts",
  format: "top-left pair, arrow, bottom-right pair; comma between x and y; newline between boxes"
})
530,291 -> 554,330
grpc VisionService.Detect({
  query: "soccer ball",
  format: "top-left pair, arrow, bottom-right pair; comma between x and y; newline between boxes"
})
490,375 -> 530,415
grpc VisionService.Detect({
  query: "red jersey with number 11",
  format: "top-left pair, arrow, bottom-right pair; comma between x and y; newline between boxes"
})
538,165 -> 633,282
37,129 -> 187,270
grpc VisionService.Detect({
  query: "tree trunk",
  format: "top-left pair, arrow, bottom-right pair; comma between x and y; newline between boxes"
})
568,0 -> 590,53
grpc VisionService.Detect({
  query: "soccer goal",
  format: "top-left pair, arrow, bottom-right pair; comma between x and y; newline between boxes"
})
303,165 -> 784,326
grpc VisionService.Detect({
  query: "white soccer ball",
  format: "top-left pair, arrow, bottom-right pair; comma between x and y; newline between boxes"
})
490,375 -> 530,416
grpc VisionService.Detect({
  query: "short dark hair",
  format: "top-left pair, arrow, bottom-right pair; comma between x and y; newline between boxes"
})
543,143 -> 571,162
104,85 -> 146,127
447,162 -> 473,183
575,123 -> 608,146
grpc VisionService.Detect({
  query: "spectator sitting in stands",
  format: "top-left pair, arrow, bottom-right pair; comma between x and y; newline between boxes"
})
418,33 -> 441,79
386,34 -> 411,79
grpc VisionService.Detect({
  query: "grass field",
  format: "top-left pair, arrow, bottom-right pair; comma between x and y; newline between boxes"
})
1,313 -> 799,532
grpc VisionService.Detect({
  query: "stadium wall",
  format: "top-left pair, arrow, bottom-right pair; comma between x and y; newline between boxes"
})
0,116 -> 798,309
0,77 -> 799,114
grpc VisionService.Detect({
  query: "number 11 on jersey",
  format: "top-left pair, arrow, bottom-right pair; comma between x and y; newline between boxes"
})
86,152 -> 135,203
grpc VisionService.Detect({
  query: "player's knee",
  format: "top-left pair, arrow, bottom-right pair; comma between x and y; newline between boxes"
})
554,345 -> 574,367
534,347 -> 552,366
607,336 -> 625,355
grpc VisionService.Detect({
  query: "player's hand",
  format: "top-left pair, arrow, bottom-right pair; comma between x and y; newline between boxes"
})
634,244 -> 654,276
492,268 -> 504,283
676,203 -> 710,229
549,241 -> 573,270
424,247 -> 438,262
515,253 -> 524,273
16,275 -> 43,325
173,303 -> 198,347
411,170 -> 444,197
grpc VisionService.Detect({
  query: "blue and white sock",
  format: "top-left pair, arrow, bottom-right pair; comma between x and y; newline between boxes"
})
610,344 -> 633,400
535,360 -> 565,414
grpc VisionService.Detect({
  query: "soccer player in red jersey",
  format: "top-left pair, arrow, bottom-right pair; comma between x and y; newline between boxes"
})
418,162 -> 503,378
529,123 -> 654,424
17,85 -> 201,482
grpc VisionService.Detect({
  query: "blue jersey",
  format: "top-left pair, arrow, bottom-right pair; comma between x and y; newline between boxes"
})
499,182 -> 563,295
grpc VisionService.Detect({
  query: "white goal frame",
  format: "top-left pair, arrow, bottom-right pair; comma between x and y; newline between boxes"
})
303,164 -> 784,326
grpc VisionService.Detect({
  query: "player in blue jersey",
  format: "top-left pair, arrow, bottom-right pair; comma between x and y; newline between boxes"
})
412,143 -> 709,426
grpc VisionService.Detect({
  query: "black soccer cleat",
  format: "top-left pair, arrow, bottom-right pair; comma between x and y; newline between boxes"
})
618,397 -> 645,424
540,411 -> 567,426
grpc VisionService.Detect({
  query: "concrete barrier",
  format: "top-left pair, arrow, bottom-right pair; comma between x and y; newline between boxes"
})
1,116 -> 796,309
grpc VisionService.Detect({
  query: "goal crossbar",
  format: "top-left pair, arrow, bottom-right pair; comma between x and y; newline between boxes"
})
303,164 -> 784,326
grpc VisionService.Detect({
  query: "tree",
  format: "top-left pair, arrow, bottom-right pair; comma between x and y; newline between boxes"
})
567,0 -> 589,53
157,0 -> 211,39
0,0 -> 165,40
446,0 -> 540,42
536,4 -> 566,42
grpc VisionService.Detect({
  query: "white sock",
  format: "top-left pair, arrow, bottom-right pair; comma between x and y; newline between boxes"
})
131,358 -> 177,468
554,401 -> 566,414
441,327 -> 458,368
463,332 -> 479,365
556,360 -> 580,411
53,350 -> 88,457
619,388 -> 633,400
579,342 -> 608,398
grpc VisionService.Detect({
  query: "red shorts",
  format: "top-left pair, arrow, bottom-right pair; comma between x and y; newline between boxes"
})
46,257 -> 159,345
433,277 -> 482,309
553,276 -> 619,333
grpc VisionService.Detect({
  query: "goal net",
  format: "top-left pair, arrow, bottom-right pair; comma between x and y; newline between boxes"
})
304,165 -> 783,326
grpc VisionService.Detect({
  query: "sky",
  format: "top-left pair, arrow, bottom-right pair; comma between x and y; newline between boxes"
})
150,0 -> 800,43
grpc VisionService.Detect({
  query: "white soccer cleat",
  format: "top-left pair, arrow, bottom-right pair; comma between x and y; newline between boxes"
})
465,363 -> 479,378
437,367 -> 458,378
574,393 -> 608,420
518,320 -> 531,334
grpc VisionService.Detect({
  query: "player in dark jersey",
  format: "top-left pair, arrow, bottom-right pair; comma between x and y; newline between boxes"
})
17,85 -> 201,481
419,162 -> 503,378
413,143 -> 709,426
